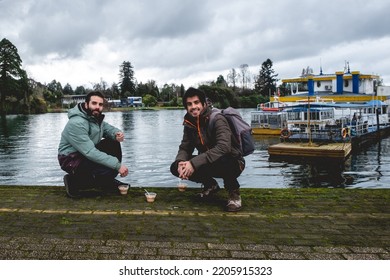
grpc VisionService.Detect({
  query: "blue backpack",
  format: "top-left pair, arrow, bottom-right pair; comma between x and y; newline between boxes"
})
209,107 -> 255,156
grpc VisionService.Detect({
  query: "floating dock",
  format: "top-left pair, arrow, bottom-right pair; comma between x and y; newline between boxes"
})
268,142 -> 352,160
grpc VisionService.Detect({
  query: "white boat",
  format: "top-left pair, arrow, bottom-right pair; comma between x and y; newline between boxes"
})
251,96 -> 334,136
281,100 -> 390,144
252,65 -> 390,136
250,97 -> 288,135
268,100 -> 390,161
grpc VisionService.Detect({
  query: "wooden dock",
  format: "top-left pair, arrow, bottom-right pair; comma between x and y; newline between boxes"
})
268,142 -> 352,160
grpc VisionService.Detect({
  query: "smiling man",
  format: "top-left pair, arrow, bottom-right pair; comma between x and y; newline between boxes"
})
170,87 -> 245,212
58,91 -> 130,198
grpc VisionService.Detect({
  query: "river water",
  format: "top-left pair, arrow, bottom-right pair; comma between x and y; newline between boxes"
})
1,109 -> 389,189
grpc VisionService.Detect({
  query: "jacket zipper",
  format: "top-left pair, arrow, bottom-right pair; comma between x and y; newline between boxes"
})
184,118 -> 208,150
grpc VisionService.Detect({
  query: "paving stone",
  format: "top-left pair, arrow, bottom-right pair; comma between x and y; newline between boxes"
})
207,243 -> 242,250
313,246 -> 351,253
139,241 -> 172,248
349,246 -> 388,254
230,250 -> 267,259
303,253 -> 344,260
173,242 -> 207,250
193,249 -> 230,258
342,253 -> 381,260
122,247 -> 157,255
54,244 -> 88,252
88,245 -> 122,254
158,248 -> 192,257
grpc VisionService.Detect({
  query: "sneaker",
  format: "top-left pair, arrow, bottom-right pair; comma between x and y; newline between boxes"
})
63,174 -> 80,198
197,184 -> 220,199
226,190 -> 242,212
113,179 -> 131,188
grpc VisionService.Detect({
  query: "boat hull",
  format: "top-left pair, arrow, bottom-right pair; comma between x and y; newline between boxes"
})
252,127 -> 281,135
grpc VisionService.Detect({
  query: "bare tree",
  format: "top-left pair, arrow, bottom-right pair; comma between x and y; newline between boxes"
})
239,64 -> 251,90
227,68 -> 239,90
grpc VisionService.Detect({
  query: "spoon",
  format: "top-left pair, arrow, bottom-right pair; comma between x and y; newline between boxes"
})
144,189 -> 150,195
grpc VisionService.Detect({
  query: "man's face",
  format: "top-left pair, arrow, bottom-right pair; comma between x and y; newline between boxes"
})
186,96 -> 204,118
86,95 -> 104,117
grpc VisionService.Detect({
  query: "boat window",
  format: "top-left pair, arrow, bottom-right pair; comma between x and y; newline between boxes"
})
287,112 -> 300,120
321,111 -> 334,119
344,80 -> 349,87
317,81 -> 321,88
304,111 -> 320,120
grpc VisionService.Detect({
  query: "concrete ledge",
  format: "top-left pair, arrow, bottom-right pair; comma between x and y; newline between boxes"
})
0,186 -> 389,260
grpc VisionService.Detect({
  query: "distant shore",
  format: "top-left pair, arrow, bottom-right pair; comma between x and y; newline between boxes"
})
48,106 -> 184,113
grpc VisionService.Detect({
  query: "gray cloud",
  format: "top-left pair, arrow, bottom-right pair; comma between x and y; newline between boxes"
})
1,0 -> 389,87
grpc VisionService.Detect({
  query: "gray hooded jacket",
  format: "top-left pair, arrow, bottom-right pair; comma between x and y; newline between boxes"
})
58,103 -> 121,171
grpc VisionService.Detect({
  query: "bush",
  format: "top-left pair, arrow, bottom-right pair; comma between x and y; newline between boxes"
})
143,94 -> 157,107
29,97 -> 48,114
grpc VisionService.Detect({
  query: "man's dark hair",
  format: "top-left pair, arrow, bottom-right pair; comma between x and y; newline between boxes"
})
85,91 -> 105,103
182,87 -> 206,108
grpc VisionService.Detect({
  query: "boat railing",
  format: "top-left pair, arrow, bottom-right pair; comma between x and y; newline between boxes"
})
285,117 -> 378,141
256,102 -> 286,111
295,97 -> 335,104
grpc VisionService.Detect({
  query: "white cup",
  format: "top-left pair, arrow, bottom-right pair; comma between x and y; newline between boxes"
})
118,185 -> 129,195
177,182 -> 187,192
145,192 -> 157,202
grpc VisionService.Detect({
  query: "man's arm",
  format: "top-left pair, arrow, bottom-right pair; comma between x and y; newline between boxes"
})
65,119 -> 122,171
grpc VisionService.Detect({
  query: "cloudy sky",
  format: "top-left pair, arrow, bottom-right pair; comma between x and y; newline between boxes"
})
1,0 -> 390,90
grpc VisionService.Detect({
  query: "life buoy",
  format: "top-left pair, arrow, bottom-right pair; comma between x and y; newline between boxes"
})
342,128 -> 349,139
281,128 -> 291,139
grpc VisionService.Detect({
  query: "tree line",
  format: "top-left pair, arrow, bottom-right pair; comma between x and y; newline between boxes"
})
0,37 -> 280,115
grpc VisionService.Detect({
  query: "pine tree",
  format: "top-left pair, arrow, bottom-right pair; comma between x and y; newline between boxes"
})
0,38 -> 24,115
119,61 -> 136,98
254,58 -> 279,97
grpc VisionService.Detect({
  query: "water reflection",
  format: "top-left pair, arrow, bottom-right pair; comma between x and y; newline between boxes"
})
0,109 -> 389,189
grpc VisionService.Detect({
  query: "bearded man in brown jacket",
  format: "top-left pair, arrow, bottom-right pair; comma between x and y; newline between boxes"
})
170,87 -> 245,212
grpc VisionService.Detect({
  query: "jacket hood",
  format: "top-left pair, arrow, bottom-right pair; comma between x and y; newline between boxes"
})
67,103 -> 86,119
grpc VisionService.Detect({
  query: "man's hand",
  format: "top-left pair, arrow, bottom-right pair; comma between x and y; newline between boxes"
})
115,132 -> 125,142
118,165 -> 129,177
178,161 -> 194,180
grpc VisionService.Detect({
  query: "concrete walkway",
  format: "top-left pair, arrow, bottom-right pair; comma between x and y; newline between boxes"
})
0,186 -> 389,260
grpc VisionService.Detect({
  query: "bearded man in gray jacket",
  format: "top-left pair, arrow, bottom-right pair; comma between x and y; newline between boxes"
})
170,88 -> 245,212
58,91 -> 129,197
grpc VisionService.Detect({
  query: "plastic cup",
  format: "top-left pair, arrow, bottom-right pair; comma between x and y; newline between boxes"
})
145,192 -> 157,202
177,182 -> 187,192
118,185 -> 129,195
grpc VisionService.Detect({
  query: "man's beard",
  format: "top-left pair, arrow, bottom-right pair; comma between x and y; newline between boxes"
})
91,109 -> 101,117
85,107 -> 102,118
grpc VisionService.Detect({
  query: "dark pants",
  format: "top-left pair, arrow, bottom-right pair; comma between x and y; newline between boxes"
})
73,138 -> 122,188
170,155 -> 244,190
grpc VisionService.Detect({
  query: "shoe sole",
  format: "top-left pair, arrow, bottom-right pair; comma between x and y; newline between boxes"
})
63,175 -> 80,198
226,206 -> 242,212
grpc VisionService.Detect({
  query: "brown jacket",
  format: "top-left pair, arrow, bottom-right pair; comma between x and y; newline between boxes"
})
175,106 -> 241,170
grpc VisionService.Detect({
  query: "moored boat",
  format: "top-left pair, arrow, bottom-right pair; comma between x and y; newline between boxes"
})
268,99 -> 390,160
251,98 -> 287,135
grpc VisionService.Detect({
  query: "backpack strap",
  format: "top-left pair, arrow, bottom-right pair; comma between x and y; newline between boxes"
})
208,108 -> 222,135
208,108 -> 240,149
